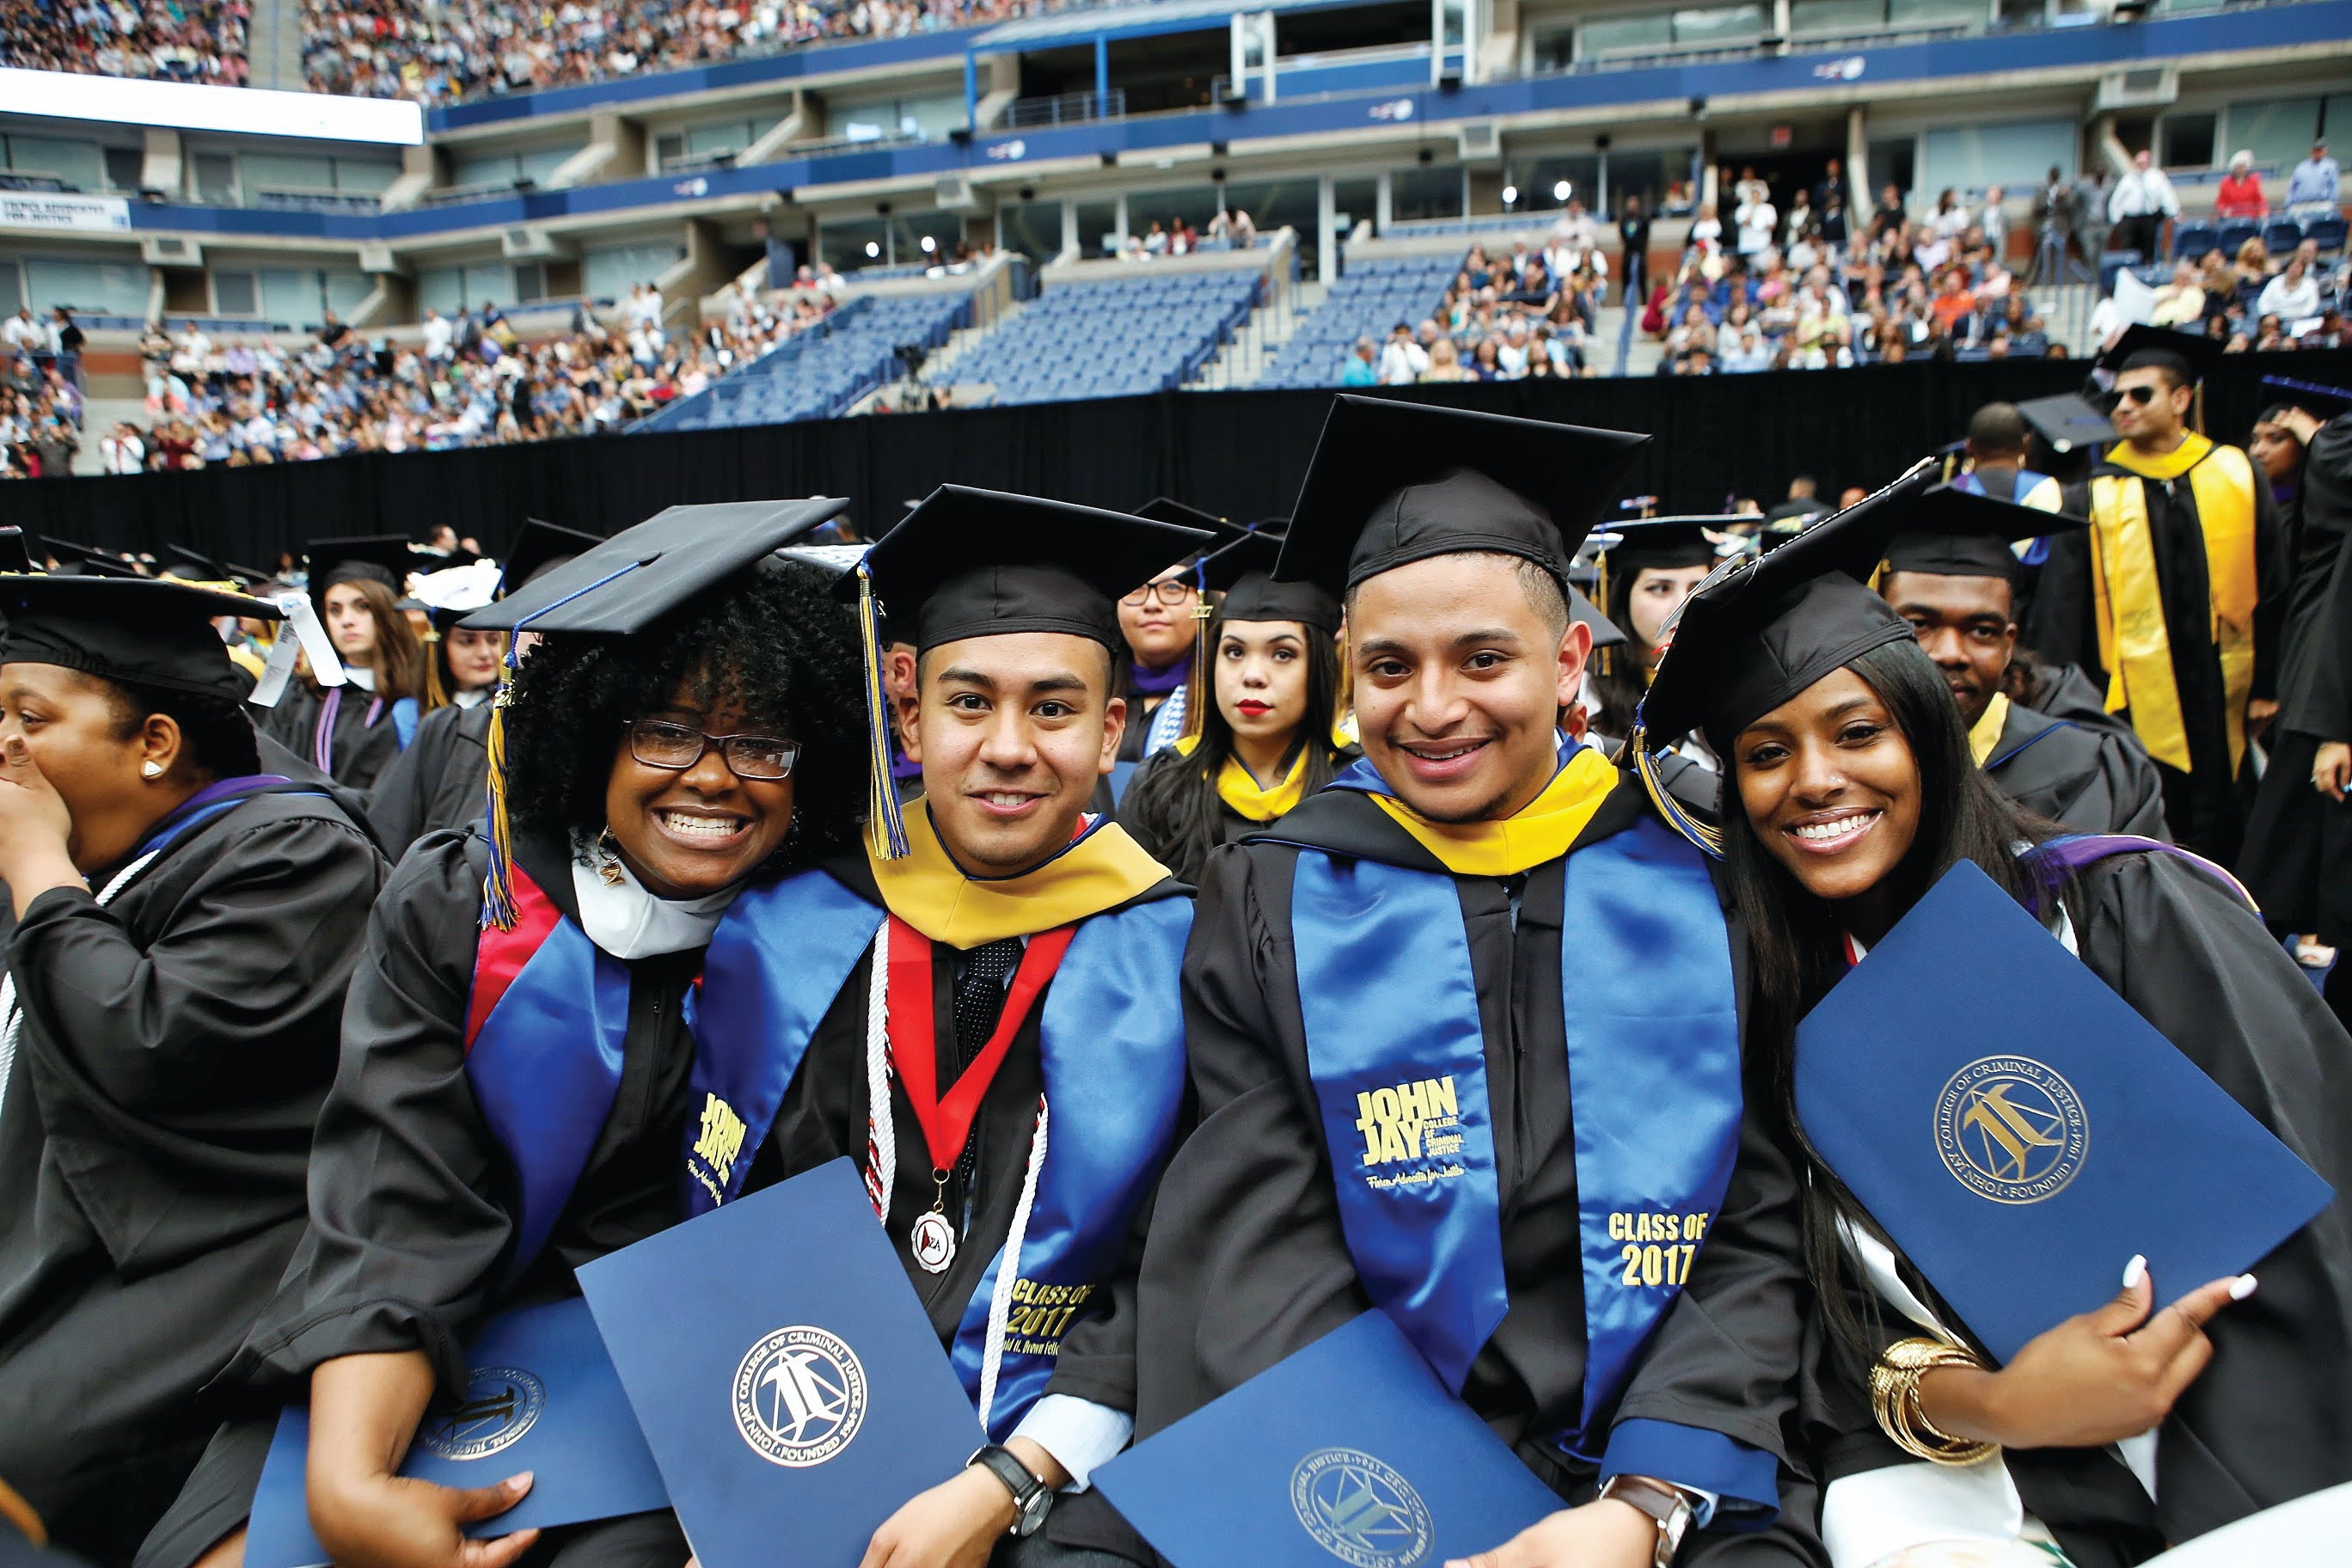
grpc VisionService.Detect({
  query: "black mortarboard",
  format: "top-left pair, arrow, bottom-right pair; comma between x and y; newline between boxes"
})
466,499 -> 848,636
2263,375 -> 2352,418
1200,527 -> 1342,633
1639,465 -> 1939,768
0,528 -> 28,575
1134,497 -> 1230,534
848,486 -> 1212,654
0,575 -> 280,702
2096,322 -> 2220,383
1879,485 -> 2089,584
308,535 -> 423,608
165,543 -> 250,585
2014,394 -> 2115,456
1569,586 -> 1627,650
1600,517 -> 1729,573
499,518 -> 606,597
43,539 -> 142,579
1274,396 -> 1650,594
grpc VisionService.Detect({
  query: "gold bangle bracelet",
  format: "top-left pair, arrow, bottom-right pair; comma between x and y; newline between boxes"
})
1868,1338 -> 2000,1467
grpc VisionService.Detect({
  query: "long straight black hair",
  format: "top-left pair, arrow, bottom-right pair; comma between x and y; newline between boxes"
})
1119,609 -> 1342,885
1714,636 -> 2082,1372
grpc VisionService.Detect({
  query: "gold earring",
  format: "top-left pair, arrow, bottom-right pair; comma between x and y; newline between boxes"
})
596,827 -> 626,886
141,761 -> 164,779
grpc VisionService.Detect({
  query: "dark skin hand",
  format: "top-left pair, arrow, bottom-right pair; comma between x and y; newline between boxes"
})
304,1351 -> 538,1568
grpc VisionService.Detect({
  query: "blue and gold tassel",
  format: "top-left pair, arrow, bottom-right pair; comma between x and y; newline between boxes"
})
1630,717 -> 1724,860
857,560 -> 911,861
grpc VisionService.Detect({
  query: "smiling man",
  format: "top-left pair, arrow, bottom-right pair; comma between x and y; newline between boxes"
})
1878,484 -> 2165,836
1126,398 -> 1817,1568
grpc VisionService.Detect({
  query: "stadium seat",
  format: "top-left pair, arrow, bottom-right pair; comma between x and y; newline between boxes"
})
2215,220 -> 2261,258
2171,221 -> 2216,262
2263,219 -> 2306,256
2306,215 -> 2348,259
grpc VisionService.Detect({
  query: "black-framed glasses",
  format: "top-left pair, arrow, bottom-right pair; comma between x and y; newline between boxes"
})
625,719 -> 801,781
1122,578 -> 1199,608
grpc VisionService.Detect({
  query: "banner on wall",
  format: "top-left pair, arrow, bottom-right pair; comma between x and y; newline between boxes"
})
0,193 -> 132,234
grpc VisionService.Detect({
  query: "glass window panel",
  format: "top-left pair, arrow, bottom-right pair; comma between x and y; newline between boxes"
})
1670,5 -> 1767,45
1918,118 -> 2073,198
2162,113 -> 2217,170
684,120 -> 753,157
1530,23 -> 1576,70
899,95 -> 968,138
211,270 -> 258,315
582,242 -> 684,301
26,257 -> 150,317
242,151 -> 335,193
1608,148 -> 1698,214
2326,95 -> 2352,141
818,217 -> 889,271
2229,98 -> 2322,177
103,146 -> 144,192
192,153 -> 236,204
419,266 -> 465,317
258,267 -> 317,326
1792,0 -> 1882,30
1885,0 -> 1980,24
516,146 -> 577,187
7,137 -> 104,191
334,160 -> 399,194
997,199 -> 1065,266
1579,14 -> 1673,54
1332,176 -> 1377,236
0,261 -> 22,317
1073,199 -> 1118,255
888,208 -> 961,264
324,271 -> 373,316
1391,163 -> 1464,222
1525,155 -> 1600,210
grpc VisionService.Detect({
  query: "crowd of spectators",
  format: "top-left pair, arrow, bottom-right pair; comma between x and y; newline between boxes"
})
301,0 -> 1064,104
1352,218 -> 1612,387
0,276 -> 858,479
0,0 -> 248,85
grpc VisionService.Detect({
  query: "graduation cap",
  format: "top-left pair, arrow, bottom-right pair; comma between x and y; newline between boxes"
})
845,485 -> 1213,857
2096,322 -> 2221,384
1635,462 -> 1943,854
1599,517 -> 1730,573
308,535 -> 424,607
1134,496 -> 1231,534
410,559 -> 506,621
1569,585 -> 1626,652
1273,396 -> 1650,596
1199,526 -> 1339,633
1878,484 -> 2089,585
499,518 -> 606,597
0,527 -> 28,576
2262,374 -> 2352,419
44,538 -> 143,579
2015,393 -> 2115,456
0,574 -> 281,703
164,543 -> 256,587
462,497 -> 852,928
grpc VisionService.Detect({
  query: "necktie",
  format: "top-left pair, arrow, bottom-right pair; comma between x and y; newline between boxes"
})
952,936 -> 1024,1069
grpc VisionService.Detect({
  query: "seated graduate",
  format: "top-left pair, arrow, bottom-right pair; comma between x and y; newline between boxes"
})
1875,484 -> 2167,837
1128,396 -> 1819,1568
0,575 -> 389,1565
1119,499 -> 1235,766
1633,470 -> 2352,1566
367,521 -> 603,860
1581,518 -> 1728,752
257,536 -> 427,793
1118,527 -> 1354,885
135,501 -> 874,1568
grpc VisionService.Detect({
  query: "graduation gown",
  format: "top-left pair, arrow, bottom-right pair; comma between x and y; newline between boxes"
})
2029,450 -> 2287,865
0,781 -> 387,1566
1798,848 -> 2352,1565
1977,695 -> 2168,837
1125,780 -> 1822,1565
365,701 -> 492,859
146,827 -> 1182,1567
2242,418 -> 2352,941
258,680 -> 411,794
1115,740 -> 1356,887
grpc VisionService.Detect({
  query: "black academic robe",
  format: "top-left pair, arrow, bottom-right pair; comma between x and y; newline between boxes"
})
1114,743 -> 1357,888
259,680 -> 409,794
1983,698 -> 2168,837
1797,849 -> 2352,1565
1124,785 -> 1822,1565
365,701 -> 492,859
2029,457 -> 2287,866
2242,418 -> 2352,942
0,782 -> 387,1566
143,830 -> 1179,1568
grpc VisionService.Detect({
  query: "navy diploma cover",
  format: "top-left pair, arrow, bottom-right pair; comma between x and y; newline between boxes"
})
575,1158 -> 979,1568
1094,1311 -> 1564,1568
243,1297 -> 666,1568
1794,860 -> 2335,1363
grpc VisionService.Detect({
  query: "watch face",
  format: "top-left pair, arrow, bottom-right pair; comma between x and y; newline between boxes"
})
1018,1490 -> 1053,1534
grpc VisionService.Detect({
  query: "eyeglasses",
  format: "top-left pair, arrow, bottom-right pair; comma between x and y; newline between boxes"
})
624,719 -> 801,781
1122,578 -> 1199,609
2116,384 -> 2161,406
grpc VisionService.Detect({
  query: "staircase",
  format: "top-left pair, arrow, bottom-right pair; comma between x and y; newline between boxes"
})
1188,279 -> 1321,392
848,311 -> 1008,413
248,0 -> 305,90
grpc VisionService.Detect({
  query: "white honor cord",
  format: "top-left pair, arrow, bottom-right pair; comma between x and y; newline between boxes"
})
861,923 -> 896,1217
977,1097 -> 1048,1436
0,851 -> 159,1123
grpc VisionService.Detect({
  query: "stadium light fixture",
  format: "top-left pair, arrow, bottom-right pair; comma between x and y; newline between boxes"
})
1553,180 -> 1572,201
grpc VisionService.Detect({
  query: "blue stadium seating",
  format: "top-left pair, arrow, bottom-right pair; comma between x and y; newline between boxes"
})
2263,218 -> 2307,257
2215,219 -> 2261,258
952,269 -> 1263,405
2309,215 -> 2349,258
2171,219 -> 2216,261
636,290 -> 972,432
1256,253 -> 1463,389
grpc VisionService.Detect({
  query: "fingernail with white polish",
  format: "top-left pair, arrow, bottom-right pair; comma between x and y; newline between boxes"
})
2230,1274 -> 2258,1301
2122,1254 -> 2147,1289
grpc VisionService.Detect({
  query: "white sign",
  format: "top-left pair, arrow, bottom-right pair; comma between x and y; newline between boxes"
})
0,193 -> 131,234
0,67 -> 422,144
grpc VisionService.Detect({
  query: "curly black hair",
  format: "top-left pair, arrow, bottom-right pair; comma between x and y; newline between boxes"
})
500,560 -> 870,878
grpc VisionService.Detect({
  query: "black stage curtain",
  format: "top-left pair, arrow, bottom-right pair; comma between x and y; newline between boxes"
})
11,353 -> 2343,560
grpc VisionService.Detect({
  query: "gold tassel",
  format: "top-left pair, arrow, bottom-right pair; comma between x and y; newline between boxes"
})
1631,721 -> 1724,859
858,561 -> 911,861
1594,550 -> 1613,679
480,675 -> 520,929
1178,587 -> 1212,744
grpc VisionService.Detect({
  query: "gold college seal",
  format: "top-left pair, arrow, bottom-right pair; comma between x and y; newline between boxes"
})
1933,1055 -> 2089,1205
414,1366 -> 545,1461
1289,1448 -> 1434,1568
732,1325 -> 867,1467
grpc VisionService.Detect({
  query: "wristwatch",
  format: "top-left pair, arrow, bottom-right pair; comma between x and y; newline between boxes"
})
1598,1473 -> 1694,1568
968,1443 -> 1054,1537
